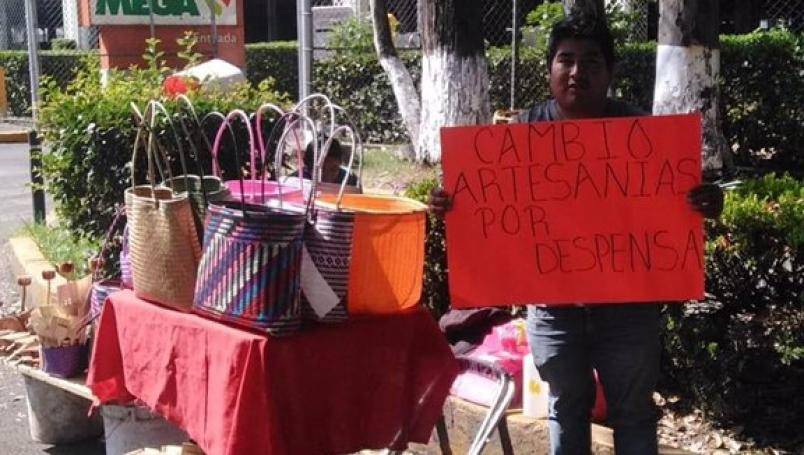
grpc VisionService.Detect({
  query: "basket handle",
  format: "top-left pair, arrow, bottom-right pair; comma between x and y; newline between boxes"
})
91,205 -> 127,282
292,93 -> 336,140
130,103 -> 165,187
319,124 -> 360,211
272,113 -> 318,216
175,95 -> 214,207
211,109 -> 253,213
255,102 -> 286,177
330,103 -> 364,190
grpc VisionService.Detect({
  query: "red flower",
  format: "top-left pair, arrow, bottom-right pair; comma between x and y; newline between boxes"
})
163,75 -> 199,98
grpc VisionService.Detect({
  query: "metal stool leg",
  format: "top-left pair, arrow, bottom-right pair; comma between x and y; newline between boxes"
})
436,416 -> 452,455
468,374 -> 515,455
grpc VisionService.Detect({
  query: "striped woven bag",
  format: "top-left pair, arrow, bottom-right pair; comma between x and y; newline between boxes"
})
192,109 -> 307,336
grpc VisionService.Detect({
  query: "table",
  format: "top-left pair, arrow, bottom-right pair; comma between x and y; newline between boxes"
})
87,290 -> 458,455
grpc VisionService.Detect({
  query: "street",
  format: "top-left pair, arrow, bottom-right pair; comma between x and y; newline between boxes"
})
0,142 -> 104,454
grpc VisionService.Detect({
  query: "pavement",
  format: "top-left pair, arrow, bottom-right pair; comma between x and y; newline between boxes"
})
0,137 -> 105,454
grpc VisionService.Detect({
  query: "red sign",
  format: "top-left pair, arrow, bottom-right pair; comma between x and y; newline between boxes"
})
440,114 -> 703,308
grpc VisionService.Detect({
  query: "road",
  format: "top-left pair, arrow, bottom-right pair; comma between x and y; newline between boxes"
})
0,142 -> 105,454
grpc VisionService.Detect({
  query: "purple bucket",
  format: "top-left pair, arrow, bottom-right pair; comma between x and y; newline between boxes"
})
42,344 -> 86,378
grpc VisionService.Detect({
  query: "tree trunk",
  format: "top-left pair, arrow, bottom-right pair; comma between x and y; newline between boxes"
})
653,0 -> 729,175
417,0 -> 490,163
370,0 -> 421,149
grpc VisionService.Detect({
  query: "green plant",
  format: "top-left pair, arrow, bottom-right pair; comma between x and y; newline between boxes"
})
50,38 -> 77,51
177,31 -> 203,68
22,222 -> 99,278
404,177 -> 450,319
245,41 -> 298,98
313,50 -> 421,144
0,50 -> 92,116
661,173 -> 803,446
38,40 -> 289,242
327,17 -> 374,57
524,1 -> 565,50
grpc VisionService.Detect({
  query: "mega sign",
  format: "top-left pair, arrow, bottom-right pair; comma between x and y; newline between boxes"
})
440,114 -> 704,308
91,0 -> 237,25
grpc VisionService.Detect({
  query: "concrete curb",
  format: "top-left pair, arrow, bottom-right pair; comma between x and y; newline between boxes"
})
0,129 -> 30,144
411,397 -> 692,454
7,236 -> 67,309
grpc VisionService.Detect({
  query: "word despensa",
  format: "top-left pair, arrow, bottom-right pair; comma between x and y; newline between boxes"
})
448,118 -> 703,274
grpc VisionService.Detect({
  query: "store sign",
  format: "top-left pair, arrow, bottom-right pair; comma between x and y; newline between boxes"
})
91,0 -> 237,26
440,114 -> 704,308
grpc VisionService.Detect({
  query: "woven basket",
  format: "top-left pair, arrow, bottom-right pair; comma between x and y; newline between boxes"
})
42,344 -> 86,378
193,110 -> 309,336
126,101 -> 201,312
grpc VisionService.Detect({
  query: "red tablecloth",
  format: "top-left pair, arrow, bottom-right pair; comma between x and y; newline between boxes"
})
87,290 -> 458,455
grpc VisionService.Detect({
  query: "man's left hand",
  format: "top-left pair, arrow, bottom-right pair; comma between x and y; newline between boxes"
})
687,183 -> 724,219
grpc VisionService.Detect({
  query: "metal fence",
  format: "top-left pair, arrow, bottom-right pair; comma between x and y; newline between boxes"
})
765,0 -> 804,31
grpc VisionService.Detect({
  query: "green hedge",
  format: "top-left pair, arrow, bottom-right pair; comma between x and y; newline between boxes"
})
0,50 -> 91,116
245,41 -> 298,99
312,30 -> 803,173
662,173 -> 803,447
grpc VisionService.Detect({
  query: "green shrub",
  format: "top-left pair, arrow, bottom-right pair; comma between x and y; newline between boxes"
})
50,38 -> 77,50
327,17 -> 374,56
38,52 -> 289,241
245,41 -> 298,98
308,30 -> 802,175
404,177 -> 449,318
22,221 -> 99,278
0,50 -> 92,116
661,173 -> 803,445
313,50 -> 420,144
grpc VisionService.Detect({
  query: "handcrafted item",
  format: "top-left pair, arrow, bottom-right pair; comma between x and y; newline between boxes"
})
165,95 -> 230,219
88,207 -> 127,319
126,101 -> 201,312
120,225 -> 132,289
41,270 -> 56,306
301,129 -> 427,317
211,105 -> 305,204
193,110 -> 308,336
17,275 -> 32,311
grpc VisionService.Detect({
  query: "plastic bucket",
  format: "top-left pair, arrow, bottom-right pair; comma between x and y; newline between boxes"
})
101,405 -> 188,455
313,193 -> 427,315
42,344 -> 86,379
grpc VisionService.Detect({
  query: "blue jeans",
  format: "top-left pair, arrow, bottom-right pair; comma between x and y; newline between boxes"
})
527,304 -> 660,455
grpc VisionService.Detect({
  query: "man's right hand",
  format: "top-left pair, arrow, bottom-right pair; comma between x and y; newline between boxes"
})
428,187 -> 453,218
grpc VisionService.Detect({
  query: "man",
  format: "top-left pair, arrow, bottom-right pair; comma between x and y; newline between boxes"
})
430,15 -> 724,455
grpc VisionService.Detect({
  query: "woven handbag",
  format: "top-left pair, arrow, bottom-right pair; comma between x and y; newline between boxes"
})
193,109 -> 309,336
209,104 -> 305,204
163,95 -> 230,219
125,100 -> 202,312
302,127 -> 427,317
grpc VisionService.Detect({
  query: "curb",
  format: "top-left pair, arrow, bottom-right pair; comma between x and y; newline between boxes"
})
0,129 -> 30,144
7,236 -> 67,309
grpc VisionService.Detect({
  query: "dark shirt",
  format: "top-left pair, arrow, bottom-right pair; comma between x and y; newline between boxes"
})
514,98 -> 646,123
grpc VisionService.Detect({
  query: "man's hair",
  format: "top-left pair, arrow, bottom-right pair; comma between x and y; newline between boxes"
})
304,136 -> 342,171
547,14 -> 616,70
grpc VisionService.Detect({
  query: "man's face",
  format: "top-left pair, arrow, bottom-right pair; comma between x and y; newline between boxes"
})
549,38 -> 612,118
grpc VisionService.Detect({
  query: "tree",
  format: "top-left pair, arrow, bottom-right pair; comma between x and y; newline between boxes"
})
562,0 -> 605,17
370,0 -> 490,163
653,0 -> 730,175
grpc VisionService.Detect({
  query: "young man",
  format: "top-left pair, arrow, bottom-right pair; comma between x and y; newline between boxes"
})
430,15 -> 723,455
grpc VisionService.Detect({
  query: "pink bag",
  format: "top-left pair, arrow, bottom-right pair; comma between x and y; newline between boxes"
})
450,320 -> 529,408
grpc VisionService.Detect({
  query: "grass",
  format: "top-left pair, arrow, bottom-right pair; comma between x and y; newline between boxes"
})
20,222 -> 99,278
360,145 -> 440,193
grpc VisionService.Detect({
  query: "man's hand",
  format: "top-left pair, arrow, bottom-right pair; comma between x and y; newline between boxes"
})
687,183 -> 724,219
428,187 -> 453,218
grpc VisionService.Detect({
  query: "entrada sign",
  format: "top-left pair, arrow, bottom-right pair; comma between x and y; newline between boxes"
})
91,0 -> 237,26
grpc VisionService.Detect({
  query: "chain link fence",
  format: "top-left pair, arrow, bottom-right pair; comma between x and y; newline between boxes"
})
764,0 -> 803,31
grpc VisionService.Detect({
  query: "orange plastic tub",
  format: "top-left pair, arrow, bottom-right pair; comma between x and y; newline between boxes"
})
314,193 -> 427,314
